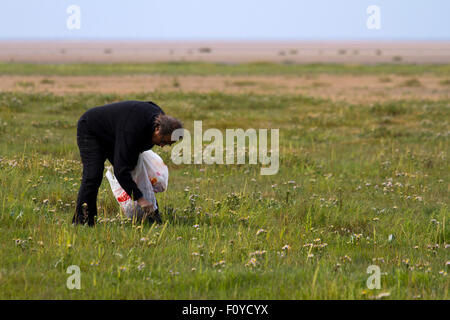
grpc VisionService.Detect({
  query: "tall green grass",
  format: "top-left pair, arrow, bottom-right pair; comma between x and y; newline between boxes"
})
1,62 -> 450,76
0,77 -> 448,299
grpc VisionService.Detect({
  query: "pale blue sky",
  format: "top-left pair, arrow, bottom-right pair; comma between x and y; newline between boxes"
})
0,0 -> 449,40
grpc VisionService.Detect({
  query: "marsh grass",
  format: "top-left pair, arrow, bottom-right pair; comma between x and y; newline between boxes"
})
226,80 -> 259,87
1,62 -> 450,76
400,78 -> 423,88
0,66 -> 448,299
378,77 -> 392,83
40,78 -> 55,85
310,81 -> 331,88
15,81 -> 35,88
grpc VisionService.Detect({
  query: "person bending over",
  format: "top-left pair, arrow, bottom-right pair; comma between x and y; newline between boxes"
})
73,100 -> 182,226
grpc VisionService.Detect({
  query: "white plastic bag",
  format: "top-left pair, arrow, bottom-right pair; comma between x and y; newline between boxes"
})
105,150 -> 169,220
141,150 -> 169,193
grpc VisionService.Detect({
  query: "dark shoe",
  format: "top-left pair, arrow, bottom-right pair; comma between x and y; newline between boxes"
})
72,203 -> 95,226
147,210 -> 163,225
72,214 -> 85,225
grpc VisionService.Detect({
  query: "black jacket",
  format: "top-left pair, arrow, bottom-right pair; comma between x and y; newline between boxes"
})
80,100 -> 164,200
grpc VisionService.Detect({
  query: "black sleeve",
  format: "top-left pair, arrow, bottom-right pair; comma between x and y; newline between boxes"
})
113,130 -> 143,200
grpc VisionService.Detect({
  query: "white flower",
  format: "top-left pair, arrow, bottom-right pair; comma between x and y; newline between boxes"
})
137,262 -> 145,271
250,250 -> 266,256
256,229 -> 267,236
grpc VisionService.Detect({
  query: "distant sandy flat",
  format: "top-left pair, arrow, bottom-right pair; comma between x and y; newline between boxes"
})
2,73 -> 449,103
1,41 -> 450,64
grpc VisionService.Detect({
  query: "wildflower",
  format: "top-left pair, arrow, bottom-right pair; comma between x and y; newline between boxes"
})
213,260 -> 226,268
137,262 -> 145,271
371,292 -> 390,300
372,257 -> 385,264
256,229 -> 267,236
14,239 -> 26,246
249,250 -> 266,256
282,244 -> 291,251
246,257 -> 258,267
238,216 -> 249,223
352,234 -> 363,241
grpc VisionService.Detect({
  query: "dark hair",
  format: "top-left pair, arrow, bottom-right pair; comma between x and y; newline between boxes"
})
154,114 -> 183,136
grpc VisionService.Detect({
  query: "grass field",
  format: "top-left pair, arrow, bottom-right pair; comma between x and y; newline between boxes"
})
1,61 -> 450,76
0,63 -> 448,299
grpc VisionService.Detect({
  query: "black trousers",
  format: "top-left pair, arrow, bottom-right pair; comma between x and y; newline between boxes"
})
73,116 -> 158,226
73,116 -> 110,225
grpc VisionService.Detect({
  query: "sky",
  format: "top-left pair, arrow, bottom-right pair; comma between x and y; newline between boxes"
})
0,0 -> 449,40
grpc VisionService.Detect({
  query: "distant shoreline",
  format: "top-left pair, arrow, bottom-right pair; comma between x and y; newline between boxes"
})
1,41 -> 449,64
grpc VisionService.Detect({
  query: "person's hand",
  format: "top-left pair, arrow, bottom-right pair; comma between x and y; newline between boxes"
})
137,197 -> 154,214
137,197 -> 162,224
